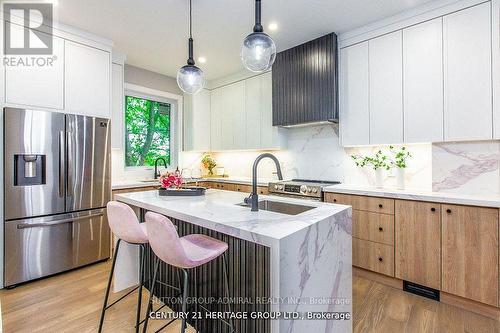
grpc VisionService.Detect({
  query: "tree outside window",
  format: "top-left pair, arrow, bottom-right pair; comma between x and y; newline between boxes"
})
125,95 -> 171,167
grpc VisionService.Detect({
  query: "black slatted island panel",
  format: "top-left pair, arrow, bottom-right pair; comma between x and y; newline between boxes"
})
141,210 -> 271,333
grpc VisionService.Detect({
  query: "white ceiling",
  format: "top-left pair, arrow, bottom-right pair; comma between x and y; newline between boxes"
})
54,0 -> 433,80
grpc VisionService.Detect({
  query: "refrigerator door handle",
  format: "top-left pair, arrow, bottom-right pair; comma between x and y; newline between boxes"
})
66,131 -> 74,197
59,131 -> 65,198
16,212 -> 104,229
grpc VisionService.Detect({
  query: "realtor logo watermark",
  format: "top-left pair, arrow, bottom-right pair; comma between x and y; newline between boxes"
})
3,2 -> 56,67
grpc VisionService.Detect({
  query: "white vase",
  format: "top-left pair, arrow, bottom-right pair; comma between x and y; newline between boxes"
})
396,168 -> 405,189
375,168 -> 384,188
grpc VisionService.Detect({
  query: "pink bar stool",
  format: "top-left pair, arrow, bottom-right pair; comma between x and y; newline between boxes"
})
99,201 -> 149,333
142,212 -> 235,333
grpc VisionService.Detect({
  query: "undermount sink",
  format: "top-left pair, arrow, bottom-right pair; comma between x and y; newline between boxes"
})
237,200 -> 316,215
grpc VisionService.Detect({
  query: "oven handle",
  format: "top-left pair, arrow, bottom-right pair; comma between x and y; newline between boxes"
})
17,212 -> 104,229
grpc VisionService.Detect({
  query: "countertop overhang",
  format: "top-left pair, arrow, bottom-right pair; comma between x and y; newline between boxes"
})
114,189 -> 351,247
324,184 -> 500,208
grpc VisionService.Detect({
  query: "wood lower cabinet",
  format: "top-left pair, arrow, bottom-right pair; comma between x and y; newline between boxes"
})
395,200 -> 441,289
441,204 -> 499,306
353,238 -> 394,276
201,181 -> 268,194
326,191 -> 500,308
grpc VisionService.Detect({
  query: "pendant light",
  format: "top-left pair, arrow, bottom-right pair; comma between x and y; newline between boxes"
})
240,0 -> 276,73
177,0 -> 205,94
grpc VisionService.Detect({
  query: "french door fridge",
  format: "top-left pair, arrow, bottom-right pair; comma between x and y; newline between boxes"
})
3,108 -> 111,287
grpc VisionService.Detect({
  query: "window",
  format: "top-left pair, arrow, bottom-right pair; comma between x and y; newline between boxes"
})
125,95 -> 171,167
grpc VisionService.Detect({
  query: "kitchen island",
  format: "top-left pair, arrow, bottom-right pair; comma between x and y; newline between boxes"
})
114,189 -> 352,333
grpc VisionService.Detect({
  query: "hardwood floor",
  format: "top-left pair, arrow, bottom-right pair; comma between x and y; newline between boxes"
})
0,262 -> 194,333
0,261 -> 498,332
353,275 -> 500,333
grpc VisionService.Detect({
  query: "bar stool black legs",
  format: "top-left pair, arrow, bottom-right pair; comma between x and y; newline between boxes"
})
143,253 -> 235,333
98,239 -> 147,333
222,253 -> 235,333
180,268 -> 189,333
142,258 -> 159,333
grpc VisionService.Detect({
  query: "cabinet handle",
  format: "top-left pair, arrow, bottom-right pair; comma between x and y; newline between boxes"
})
446,209 -> 452,214
378,227 -> 383,232
378,204 -> 383,208
333,199 -> 337,202
431,207 -> 436,212
378,257 -> 383,262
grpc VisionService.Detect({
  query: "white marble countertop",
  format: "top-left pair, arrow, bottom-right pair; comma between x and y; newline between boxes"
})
324,184 -> 500,208
112,177 -> 273,190
114,189 -> 351,247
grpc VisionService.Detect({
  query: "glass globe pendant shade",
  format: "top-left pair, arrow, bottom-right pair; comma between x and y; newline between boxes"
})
177,64 -> 205,94
241,32 -> 276,73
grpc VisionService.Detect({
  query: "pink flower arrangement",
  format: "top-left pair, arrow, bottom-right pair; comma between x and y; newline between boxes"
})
159,171 -> 184,189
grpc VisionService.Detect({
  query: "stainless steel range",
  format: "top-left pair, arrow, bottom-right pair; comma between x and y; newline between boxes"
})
268,179 -> 341,201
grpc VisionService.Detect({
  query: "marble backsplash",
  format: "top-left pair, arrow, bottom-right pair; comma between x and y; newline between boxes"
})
180,124 -> 500,197
180,124 -> 433,190
432,141 -> 500,196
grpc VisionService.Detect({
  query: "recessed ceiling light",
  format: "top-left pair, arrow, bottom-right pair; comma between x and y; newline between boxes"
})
268,22 -> 278,31
198,57 -> 207,64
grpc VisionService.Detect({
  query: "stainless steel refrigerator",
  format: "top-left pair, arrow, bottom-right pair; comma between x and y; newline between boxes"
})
3,107 -> 111,287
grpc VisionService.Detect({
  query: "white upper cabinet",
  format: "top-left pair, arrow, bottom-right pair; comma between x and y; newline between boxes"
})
443,2 -> 492,141
5,24 -> 64,110
369,31 -> 403,144
245,75 -> 263,149
65,41 -> 111,118
207,72 -> 285,151
111,63 -> 124,149
184,89 -> 211,151
403,18 -> 444,143
340,42 -> 370,146
259,72 -> 283,149
219,81 -> 246,150
210,89 -> 222,151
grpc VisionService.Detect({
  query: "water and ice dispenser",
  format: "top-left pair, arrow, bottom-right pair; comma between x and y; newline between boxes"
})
14,154 -> 46,186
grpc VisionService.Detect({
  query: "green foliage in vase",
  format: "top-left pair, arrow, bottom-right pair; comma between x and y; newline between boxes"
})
125,96 -> 171,167
202,154 -> 217,175
389,145 -> 412,169
351,150 -> 391,171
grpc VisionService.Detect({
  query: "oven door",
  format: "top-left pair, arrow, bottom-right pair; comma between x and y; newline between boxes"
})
4,209 -> 110,286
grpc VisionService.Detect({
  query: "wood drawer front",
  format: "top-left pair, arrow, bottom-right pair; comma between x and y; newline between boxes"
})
353,210 -> 394,245
325,193 -> 394,214
353,238 -> 394,276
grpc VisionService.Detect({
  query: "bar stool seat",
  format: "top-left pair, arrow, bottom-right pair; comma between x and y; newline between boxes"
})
179,234 -> 228,268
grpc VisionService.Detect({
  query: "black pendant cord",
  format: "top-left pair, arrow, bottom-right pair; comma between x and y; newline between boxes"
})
187,0 -> 195,65
253,0 -> 263,33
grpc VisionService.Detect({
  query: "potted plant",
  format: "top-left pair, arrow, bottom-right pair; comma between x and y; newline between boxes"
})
159,170 -> 184,189
389,146 -> 411,189
202,154 -> 217,176
351,150 -> 391,188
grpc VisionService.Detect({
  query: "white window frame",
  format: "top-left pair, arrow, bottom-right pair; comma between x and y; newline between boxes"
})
123,83 -> 183,172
